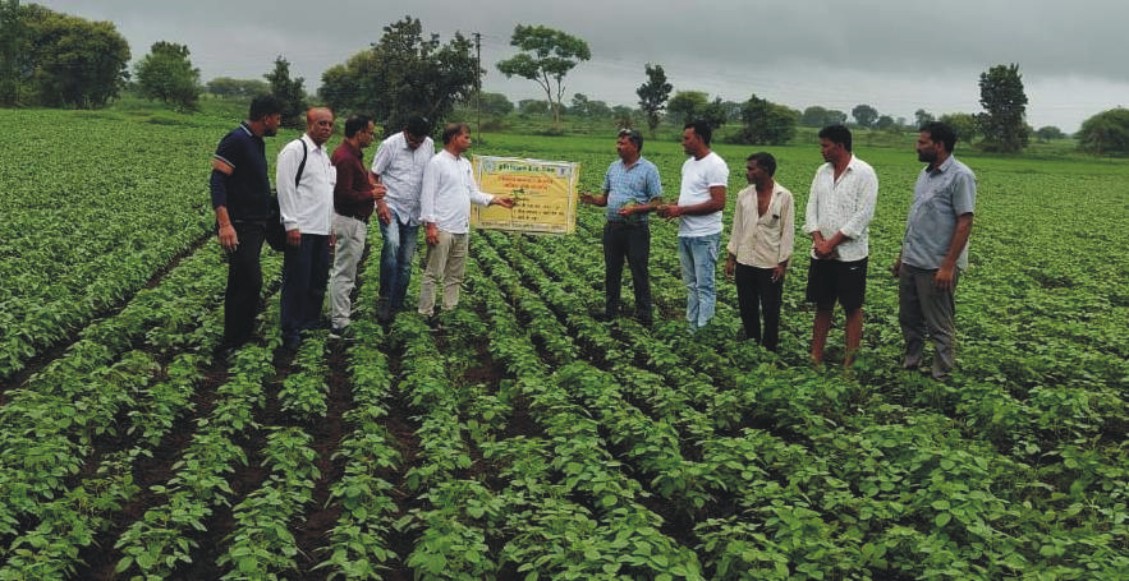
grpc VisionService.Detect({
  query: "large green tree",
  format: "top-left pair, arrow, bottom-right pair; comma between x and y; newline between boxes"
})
13,3 -> 130,108
666,90 -> 708,126
914,108 -> 935,128
978,63 -> 1028,153
206,77 -> 269,99
569,93 -> 610,118
496,24 -> 590,128
0,0 -> 22,106
265,56 -> 307,128
320,16 -> 477,131
135,41 -> 200,112
939,112 -> 979,144
800,106 -> 847,128
474,91 -> 514,117
1035,126 -> 1065,142
852,104 -> 879,128
1076,108 -> 1129,155
734,93 -> 798,145
636,63 -> 672,136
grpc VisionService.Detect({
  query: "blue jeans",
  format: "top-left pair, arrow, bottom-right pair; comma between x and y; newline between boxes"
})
378,211 -> 420,311
678,233 -> 720,330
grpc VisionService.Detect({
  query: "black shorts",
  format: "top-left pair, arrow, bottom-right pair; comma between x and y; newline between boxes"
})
806,257 -> 868,312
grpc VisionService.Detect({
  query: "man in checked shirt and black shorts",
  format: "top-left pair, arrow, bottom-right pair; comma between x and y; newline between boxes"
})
803,125 -> 878,368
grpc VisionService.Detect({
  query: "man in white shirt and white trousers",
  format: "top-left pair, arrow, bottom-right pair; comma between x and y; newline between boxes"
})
417,123 -> 514,318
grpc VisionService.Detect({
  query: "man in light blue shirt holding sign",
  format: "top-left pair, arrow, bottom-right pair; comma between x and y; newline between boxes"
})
580,128 -> 663,325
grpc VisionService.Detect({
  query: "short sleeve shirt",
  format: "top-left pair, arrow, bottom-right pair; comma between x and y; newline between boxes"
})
603,156 -> 662,223
901,156 -> 976,270
677,152 -> 729,237
211,122 -> 271,221
372,132 -> 435,225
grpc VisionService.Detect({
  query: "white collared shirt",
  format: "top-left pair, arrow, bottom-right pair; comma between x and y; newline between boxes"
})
277,134 -> 336,235
419,149 -> 494,234
727,183 -> 795,268
372,131 -> 435,225
803,155 -> 878,261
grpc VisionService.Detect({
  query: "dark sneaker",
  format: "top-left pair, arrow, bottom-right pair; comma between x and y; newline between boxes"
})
212,343 -> 238,363
377,303 -> 393,324
281,337 -> 302,356
329,325 -> 355,341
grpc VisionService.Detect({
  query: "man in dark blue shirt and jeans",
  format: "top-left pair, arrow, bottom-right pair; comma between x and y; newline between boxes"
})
210,95 -> 283,358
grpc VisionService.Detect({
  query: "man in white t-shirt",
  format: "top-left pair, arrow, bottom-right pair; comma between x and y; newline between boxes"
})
658,120 -> 729,331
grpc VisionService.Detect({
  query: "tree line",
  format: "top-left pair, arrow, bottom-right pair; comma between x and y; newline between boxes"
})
2,4 -> 1127,155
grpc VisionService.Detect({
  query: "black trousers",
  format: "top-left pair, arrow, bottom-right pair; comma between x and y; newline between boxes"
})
223,221 -> 266,347
281,234 -> 331,344
735,263 -> 784,351
603,221 -> 652,321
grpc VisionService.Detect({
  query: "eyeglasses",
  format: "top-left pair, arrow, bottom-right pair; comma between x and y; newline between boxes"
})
618,128 -> 640,138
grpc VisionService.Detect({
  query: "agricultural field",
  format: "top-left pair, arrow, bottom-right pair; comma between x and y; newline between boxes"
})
0,106 -> 1126,580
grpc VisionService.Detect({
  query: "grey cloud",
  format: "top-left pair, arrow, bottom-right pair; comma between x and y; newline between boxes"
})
34,0 -> 1129,130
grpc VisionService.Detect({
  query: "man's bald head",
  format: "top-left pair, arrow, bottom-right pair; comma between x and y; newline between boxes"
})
306,107 -> 335,146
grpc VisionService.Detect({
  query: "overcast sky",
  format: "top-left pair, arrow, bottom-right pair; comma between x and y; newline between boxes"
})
37,0 -> 1128,132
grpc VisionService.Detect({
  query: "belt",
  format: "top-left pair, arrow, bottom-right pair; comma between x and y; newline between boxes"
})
339,212 -> 370,224
606,220 -> 646,229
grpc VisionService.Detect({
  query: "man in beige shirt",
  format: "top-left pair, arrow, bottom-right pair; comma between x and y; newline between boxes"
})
725,152 -> 795,351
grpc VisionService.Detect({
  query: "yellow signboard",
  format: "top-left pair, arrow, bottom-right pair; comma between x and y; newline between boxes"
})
471,156 -> 579,234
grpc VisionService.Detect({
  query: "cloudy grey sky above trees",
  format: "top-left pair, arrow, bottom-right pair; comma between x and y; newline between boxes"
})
39,0 -> 1127,131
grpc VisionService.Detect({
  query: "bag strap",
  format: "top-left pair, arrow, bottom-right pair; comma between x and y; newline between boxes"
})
294,138 -> 308,188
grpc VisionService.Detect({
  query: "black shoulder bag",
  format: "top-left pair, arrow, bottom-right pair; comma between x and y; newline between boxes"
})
265,139 -> 308,251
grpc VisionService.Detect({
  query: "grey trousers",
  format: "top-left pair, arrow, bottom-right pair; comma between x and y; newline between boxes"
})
329,214 -> 368,329
899,263 -> 959,379
418,231 -> 469,316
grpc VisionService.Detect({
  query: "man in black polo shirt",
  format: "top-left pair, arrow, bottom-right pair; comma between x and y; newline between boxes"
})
210,95 -> 283,357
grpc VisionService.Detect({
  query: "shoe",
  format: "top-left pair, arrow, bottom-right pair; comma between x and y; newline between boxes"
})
377,303 -> 393,324
281,337 -> 302,355
212,343 -> 237,363
429,317 -> 443,331
329,325 -> 355,341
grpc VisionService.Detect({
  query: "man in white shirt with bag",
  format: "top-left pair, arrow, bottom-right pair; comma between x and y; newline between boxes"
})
277,107 -> 336,352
